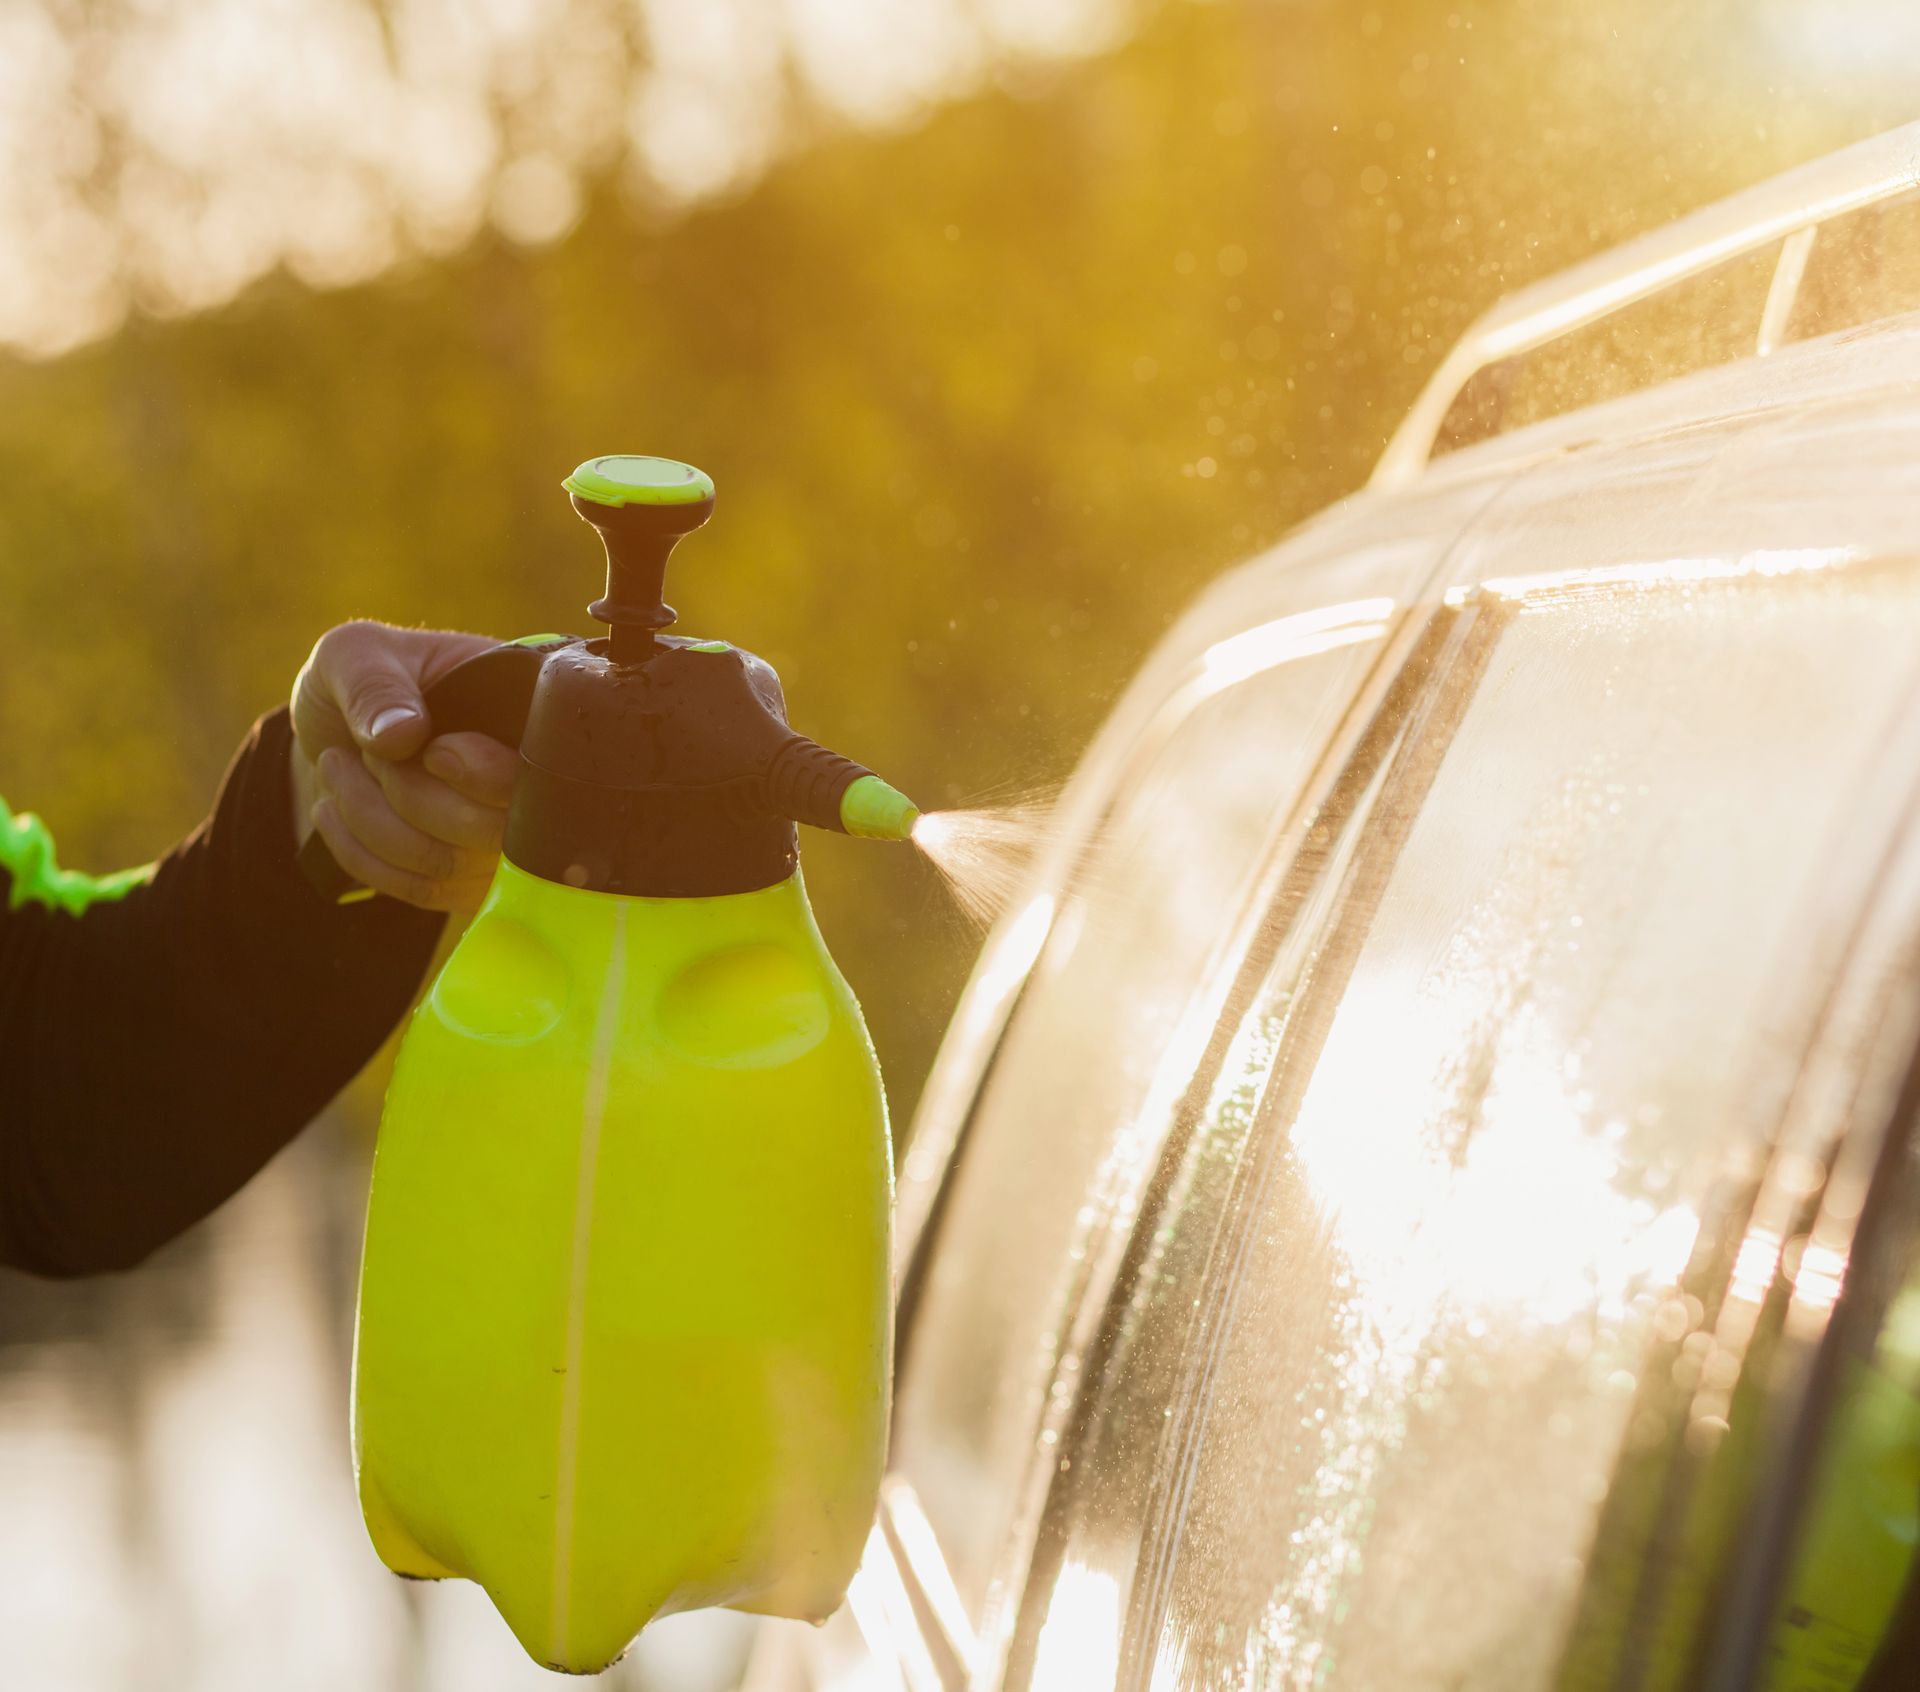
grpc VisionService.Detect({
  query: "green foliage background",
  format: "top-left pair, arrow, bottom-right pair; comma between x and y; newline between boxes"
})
0,0 -> 1906,1130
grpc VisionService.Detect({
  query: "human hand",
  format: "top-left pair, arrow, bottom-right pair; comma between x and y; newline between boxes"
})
290,621 -> 521,913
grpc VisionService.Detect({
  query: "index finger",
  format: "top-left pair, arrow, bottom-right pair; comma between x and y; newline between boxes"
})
421,732 -> 520,808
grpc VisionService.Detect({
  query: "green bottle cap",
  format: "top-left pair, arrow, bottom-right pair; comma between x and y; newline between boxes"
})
562,456 -> 716,509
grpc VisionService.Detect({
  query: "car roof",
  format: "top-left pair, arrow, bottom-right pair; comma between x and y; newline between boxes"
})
1374,117 -> 1920,489
1177,295 -> 1920,667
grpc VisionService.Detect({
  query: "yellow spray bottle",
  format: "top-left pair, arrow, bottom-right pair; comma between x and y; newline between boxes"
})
303,456 -> 916,1673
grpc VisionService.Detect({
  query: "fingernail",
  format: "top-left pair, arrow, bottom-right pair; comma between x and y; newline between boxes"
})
423,743 -> 462,780
317,747 -> 345,782
367,706 -> 419,740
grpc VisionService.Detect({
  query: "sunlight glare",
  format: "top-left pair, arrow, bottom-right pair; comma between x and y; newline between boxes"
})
1199,598 -> 1395,694
1759,0 -> 1920,74
973,893 -> 1056,1015
786,0 -> 984,126
1030,1558 -> 1121,1692
1289,977 -> 1700,1345
1471,545 -> 1860,604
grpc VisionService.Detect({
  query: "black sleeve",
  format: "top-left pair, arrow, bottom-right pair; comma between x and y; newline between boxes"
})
0,707 -> 445,1277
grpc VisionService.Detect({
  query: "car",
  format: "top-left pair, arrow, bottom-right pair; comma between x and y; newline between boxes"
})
744,120 -> 1920,1692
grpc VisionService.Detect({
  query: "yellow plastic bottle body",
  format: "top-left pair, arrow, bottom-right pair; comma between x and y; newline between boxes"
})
352,859 -> 893,1674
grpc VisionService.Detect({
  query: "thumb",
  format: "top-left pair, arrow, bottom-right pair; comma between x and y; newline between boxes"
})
357,692 -> 431,759
315,622 -> 434,760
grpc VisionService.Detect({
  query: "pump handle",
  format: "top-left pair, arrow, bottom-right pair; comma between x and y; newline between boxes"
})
296,638 -> 562,905
561,457 -> 717,664
573,493 -> 715,663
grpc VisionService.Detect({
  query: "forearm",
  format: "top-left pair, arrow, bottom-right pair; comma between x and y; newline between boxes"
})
0,709 -> 444,1276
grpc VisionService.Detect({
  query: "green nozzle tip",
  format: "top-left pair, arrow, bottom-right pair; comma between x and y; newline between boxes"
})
562,455 -> 715,509
840,775 -> 920,841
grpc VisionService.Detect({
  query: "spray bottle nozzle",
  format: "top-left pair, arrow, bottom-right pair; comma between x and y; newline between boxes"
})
761,737 -> 920,841
841,775 -> 920,840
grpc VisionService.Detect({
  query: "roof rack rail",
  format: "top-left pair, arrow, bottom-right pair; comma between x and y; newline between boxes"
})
1371,120 -> 1920,490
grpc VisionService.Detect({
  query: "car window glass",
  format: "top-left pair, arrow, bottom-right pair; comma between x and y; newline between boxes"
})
891,606 -> 1394,1625
1785,190 -> 1920,346
1436,245 -> 1779,456
1009,563 -> 1920,1691
1001,707 -> 1398,1692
